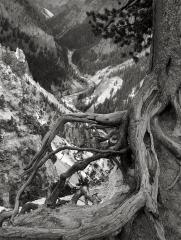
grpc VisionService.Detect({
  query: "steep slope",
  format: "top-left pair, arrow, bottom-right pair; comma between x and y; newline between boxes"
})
46,0 -> 130,75
30,0 -> 68,15
63,53 -> 149,113
0,44 -> 73,208
0,0 -> 69,92
0,45 -> 111,209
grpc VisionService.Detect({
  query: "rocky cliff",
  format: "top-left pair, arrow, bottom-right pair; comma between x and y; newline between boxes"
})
0,45 -> 110,208
0,44 -> 73,207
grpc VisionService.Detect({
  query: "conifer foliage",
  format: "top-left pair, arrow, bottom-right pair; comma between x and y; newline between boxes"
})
87,0 -> 152,60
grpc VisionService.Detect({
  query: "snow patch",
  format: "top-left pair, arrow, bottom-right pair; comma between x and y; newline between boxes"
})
96,76 -> 123,105
0,206 -> 11,213
42,8 -> 54,19
15,48 -> 26,63
128,87 -> 136,99
32,198 -> 46,205
139,79 -> 144,88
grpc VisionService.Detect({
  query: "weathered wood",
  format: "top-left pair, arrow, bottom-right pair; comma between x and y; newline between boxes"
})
11,111 -> 128,220
0,191 -> 145,240
46,151 -> 124,207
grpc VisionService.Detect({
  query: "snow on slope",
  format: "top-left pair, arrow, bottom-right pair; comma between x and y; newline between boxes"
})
63,48 -> 146,111
90,76 -> 123,106
76,49 -> 149,112
76,60 -> 131,112
42,8 -> 54,19
62,53 -> 130,111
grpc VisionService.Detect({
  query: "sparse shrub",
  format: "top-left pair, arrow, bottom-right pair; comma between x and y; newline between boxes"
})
0,117 -> 18,132
0,95 -> 6,109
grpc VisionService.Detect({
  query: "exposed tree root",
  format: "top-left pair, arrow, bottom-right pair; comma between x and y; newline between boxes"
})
25,111 -> 128,173
11,148 -> 127,222
0,72 -> 170,240
145,210 -> 166,240
127,74 -> 167,239
0,191 -> 145,240
7,111 -> 129,224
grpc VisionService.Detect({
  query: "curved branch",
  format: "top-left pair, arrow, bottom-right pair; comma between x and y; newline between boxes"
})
25,146 -> 127,175
11,147 -> 127,222
10,110 -> 128,222
10,168 -> 38,222
46,151 -> 125,207
68,111 -> 128,126
25,111 -> 127,173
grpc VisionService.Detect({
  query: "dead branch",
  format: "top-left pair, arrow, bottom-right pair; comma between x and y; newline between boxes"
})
67,111 -> 128,126
24,114 -> 98,171
25,111 -> 127,175
25,146 -> 127,176
10,110 -> 128,222
46,151 -> 124,207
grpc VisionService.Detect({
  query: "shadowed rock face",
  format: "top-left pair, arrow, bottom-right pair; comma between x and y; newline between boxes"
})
0,0 -> 69,92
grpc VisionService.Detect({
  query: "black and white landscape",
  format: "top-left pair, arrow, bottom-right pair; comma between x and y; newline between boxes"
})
0,1 -> 180,240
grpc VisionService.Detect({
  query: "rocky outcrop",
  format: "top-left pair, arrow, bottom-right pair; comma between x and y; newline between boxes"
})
0,45 -> 71,207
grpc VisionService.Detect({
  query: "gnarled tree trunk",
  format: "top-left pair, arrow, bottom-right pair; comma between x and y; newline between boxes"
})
0,0 -> 181,239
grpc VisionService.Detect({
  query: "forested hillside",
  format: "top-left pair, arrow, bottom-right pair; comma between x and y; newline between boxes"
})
0,1 -> 180,240
0,0 -> 68,91
47,0 -> 130,75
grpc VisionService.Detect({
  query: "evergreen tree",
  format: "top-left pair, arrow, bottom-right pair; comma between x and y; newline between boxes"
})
87,0 -> 152,60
